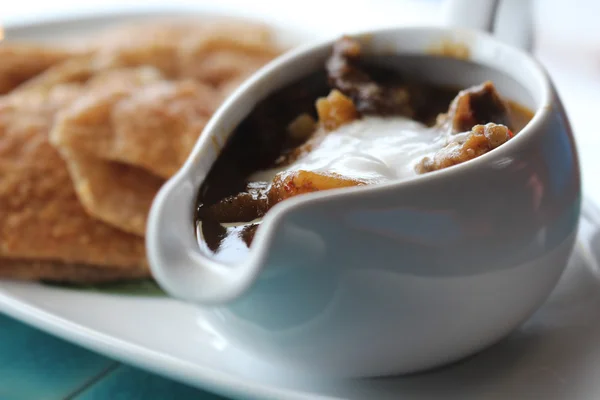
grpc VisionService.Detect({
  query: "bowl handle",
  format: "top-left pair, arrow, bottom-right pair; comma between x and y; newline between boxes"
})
443,0 -> 534,52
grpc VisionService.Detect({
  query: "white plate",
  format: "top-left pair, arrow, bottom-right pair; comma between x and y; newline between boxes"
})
2,9 -> 600,400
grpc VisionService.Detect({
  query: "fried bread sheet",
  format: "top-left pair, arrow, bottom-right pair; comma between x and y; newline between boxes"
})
51,71 -> 219,235
0,18 -> 283,282
0,44 -> 78,94
0,86 -> 148,282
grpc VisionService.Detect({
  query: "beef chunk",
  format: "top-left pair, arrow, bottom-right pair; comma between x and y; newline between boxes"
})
439,81 -> 512,134
416,123 -> 512,173
326,36 -> 413,116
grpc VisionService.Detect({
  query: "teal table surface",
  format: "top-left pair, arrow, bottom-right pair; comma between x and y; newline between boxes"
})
0,313 -> 228,400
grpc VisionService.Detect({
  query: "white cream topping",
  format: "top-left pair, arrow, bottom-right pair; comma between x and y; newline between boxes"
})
250,116 -> 446,183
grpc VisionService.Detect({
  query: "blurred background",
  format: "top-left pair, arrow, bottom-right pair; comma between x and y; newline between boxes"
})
2,0 -> 600,199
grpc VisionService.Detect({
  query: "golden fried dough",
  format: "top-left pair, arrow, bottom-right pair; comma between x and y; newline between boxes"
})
269,170 -> 366,204
52,78 -> 218,179
11,55 -> 96,95
50,72 -> 219,235
0,259 -> 149,283
12,55 -> 164,95
88,18 -> 280,81
178,21 -> 280,89
56,150 -> 164,237
0,18 -> 283,283
86,65 -> 165,90
0,87 -> 148,276
87,21 -> 194,78
109,81 -> 215,178
14,20 -> 282,99
0,43 -> 76,94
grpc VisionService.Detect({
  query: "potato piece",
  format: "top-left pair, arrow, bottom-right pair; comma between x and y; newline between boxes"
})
287,113 -> 317,141
268,170 -> 365,204
201,171 -> 364,224
315,90 -> 358,130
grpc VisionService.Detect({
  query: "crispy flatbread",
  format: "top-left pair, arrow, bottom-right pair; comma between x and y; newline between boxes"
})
0,18 -> 284,282
86,21 -> 194,78
88,18 -> 280,81
11,55 -> 95,95
51,70 -> 217,235
13,55 -> 164,95
177,21 -> 281,91
0,86 -> 148,280
0,43 -> 76,94
52,78 -> 218,180
55,150 -> 164,237
14,20 -> 282,99
0,259 -> 149,283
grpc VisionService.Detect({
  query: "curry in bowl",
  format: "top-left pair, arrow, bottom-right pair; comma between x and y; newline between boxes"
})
196,37 -> 534,261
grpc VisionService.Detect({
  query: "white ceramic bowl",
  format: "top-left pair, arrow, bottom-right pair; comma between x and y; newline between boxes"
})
147,26 -> 581,377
